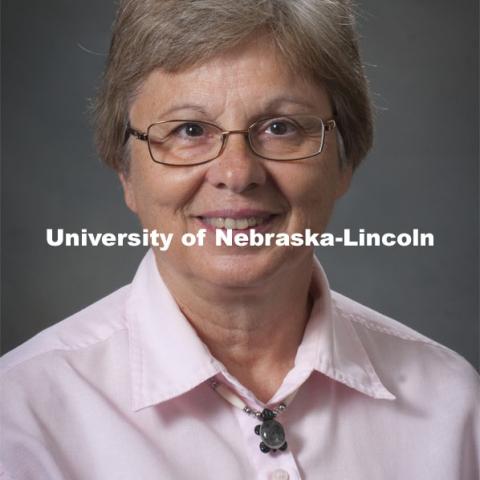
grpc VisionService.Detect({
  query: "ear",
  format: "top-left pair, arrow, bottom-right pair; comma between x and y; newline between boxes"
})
335,164 -> 353,199
118,172 -> 138,214
334,128 -> 353,198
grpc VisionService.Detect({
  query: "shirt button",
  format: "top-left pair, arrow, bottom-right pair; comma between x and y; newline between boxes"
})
269,469 -> 290,480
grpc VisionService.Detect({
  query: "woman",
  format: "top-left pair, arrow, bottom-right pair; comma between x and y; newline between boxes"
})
1,1 -> 478,479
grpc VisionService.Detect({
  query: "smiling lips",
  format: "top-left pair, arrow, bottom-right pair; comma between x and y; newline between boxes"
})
197,211 -> 278,231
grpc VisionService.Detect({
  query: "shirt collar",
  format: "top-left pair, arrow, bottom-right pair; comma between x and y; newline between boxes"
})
126,250 -> 395,411
126,250 -> 220,411
307,257 -> 396,401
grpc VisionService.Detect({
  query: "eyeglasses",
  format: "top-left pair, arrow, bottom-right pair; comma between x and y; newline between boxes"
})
125,114 -> 336,166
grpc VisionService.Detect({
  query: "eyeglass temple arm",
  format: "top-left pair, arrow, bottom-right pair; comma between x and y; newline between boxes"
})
324,119 -> 336,131
124,124 -> 148,144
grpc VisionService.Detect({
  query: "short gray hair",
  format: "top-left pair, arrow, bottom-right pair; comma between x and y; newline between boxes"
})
94,0 -> 373,172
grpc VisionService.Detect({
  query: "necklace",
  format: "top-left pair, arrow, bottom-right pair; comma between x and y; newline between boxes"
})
210,379 -> 298,454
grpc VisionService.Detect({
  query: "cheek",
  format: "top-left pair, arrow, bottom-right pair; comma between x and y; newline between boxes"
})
273,160 -> 339,213
127,148 -> 206,226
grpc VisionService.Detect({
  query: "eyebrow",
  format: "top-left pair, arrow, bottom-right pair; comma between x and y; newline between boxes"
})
261,96 -> 317,114
154,103 -> 209,120
155,96 -> 318,121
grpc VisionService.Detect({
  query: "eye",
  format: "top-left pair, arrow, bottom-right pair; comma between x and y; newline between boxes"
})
264,119 -> 299,136
173,122 -> 206,138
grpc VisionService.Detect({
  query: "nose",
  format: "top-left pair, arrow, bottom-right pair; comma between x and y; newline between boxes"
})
205,132 -> 267,193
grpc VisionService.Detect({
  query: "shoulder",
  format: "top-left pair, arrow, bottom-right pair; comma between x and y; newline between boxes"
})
331,290 -> 480,405
0,285 -> 135,478
332,289 -> 445,345
0,284 -> 131,377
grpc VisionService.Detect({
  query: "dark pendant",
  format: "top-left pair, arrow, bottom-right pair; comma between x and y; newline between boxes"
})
254,408 -> 288,453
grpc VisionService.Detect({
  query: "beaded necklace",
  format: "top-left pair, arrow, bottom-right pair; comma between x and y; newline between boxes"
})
210,379 -> 298,454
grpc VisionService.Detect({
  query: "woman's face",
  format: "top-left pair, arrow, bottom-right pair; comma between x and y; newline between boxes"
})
121,38 -> 352,289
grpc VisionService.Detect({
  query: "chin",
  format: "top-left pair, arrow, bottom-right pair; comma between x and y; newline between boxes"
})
193,246 -> 304,289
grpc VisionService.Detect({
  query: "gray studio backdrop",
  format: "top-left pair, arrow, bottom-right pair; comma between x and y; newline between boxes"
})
1,1 -> 479,368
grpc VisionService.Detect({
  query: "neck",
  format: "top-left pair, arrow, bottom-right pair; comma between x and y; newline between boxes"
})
155,253 -> 314,403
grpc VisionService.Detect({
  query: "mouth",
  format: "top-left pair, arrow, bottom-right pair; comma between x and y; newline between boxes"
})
195,210 -> 279,232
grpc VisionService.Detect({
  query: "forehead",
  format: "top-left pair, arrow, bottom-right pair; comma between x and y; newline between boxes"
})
130,37 -> 332,122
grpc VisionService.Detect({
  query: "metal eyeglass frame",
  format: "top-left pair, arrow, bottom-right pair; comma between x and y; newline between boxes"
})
124,116 -> 337,167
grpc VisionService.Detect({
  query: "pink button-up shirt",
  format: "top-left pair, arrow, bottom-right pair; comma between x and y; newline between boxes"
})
1,250 -> 479,479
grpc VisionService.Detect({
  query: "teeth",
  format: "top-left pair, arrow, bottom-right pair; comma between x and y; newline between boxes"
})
224,218 -> 236,229
204,216 -> 267,229
236,219 -> 249,229
210,218 -> 225,228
